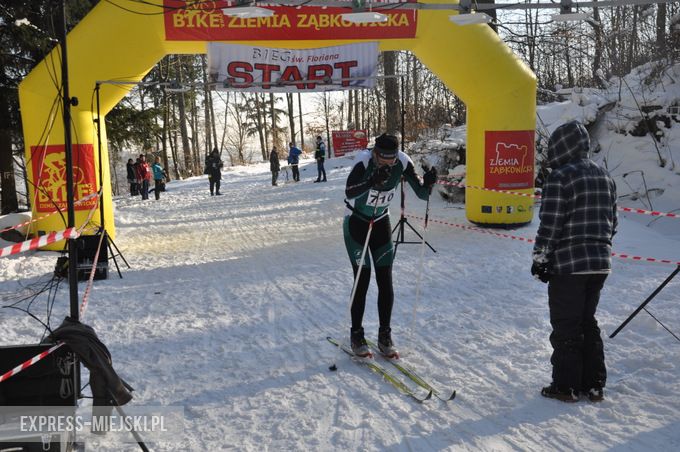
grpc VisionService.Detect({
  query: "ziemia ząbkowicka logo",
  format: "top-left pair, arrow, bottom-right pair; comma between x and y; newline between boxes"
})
484,130 -> 535,190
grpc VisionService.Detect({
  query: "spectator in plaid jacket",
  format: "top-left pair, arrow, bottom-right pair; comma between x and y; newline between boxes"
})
532,120 -> 618,403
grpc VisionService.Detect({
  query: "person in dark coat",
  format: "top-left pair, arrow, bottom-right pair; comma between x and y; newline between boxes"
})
270,147 -> 280,186
126,158 -> 137,196
532,120 -> 617,403
205,148 -> 223,195
314,135 -> 327,183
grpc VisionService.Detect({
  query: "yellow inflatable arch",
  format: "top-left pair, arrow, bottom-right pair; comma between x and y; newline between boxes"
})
19,0 -> 536,249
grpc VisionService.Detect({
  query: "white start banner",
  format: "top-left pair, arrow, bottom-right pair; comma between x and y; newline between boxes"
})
207,42 -> 379,92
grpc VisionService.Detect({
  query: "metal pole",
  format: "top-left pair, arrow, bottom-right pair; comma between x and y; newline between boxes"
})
56,0 -> 81,415
95,83 -> 105,232
57,0 -> 79,321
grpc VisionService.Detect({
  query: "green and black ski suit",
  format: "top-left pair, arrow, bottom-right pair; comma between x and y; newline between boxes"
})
343,149 -> 431,331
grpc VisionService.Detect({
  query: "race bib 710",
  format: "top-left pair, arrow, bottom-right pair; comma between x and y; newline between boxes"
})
367,188 -> 396,208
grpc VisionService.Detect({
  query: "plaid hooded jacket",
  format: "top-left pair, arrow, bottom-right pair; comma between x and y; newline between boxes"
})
533,121 -> 618,274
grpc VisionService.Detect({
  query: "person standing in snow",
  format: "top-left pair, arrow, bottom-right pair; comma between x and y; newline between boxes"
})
343,133 -> 437,358
126,158 -> 137,196
151,156 -> 166,200
135,154 -> 152,200
287,142 -> 302,182
205,148 -> 224,196
532,120 -> 617,403
270,146 -> 280,186
314,135 -> 327,183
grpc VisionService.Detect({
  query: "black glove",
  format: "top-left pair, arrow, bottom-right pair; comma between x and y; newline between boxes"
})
370,165 -> 392,187
423,166 -> 437,188
531,261 -> 551,283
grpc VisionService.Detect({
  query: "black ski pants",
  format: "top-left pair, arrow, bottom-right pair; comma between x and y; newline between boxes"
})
548,273 -> 608,391
291,164 -> 300,181
344,215 -> 394,331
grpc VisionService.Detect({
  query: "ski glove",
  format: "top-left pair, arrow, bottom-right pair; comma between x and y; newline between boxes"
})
370,165 -> 392,187
531,261 -> 551,283
423,166 -> 438,188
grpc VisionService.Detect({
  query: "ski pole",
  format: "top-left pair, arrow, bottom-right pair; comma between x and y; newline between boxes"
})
330,193 -> 381,371
408,192 -> 431,342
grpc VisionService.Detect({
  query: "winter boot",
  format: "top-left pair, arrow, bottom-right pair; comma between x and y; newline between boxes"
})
378,327 -> 399,359
541,383 -> 579,402
585,387 -> 604,402
350,327 -> 371,358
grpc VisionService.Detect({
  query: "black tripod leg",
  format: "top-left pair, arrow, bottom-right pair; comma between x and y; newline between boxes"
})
609,265 -> 680,338
107,234 -> 131,269
404,219 -> 436,253
107,238 -> 123,279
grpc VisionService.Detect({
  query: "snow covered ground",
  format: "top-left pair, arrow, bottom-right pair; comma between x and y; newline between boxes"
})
2,150 -> 679,450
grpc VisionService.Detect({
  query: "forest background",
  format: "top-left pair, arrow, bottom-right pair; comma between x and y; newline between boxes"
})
1,0 -> 679,212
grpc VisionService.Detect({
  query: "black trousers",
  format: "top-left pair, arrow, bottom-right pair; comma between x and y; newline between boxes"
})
345,216 -> 394,331
291,165 -> 299,181
548,273 -> 608,391
154,179 -> 162,200
209,178 -> 220,195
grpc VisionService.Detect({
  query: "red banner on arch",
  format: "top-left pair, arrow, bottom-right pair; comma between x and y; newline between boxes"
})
163,1 -> 417,41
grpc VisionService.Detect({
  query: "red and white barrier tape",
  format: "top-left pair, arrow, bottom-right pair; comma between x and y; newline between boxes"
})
0,343 -> 65,383
0,202 -> 101,382
435,179 -> 679,219
617,206 -> 679,219
79,231 -> 106,319
0,227 -> 80,258
0,191 -> 101,235
406,214 -> 680,266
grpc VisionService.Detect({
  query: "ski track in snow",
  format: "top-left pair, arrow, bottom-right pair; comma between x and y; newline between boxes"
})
1,158 -> 679,451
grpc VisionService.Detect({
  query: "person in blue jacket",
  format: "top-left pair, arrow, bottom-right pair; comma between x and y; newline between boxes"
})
343,133 -> 437,358
151,156 -> 166,200
287,142 -> 302,182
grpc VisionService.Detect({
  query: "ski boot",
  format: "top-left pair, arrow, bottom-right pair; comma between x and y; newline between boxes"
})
378,327 -> 399,359
350,327 -> 371,358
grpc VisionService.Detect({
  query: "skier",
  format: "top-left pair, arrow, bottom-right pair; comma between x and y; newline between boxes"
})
532,120 -> 617,402
343,133 -> 437,358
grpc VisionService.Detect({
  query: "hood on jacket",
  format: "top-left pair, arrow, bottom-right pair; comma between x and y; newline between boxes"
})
546,120 -> 590,169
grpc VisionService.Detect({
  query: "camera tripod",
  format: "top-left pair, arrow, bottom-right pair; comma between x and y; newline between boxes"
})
391,178 -> 436,257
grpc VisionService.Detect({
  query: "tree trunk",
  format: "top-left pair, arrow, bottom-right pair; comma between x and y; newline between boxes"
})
347,91 -> 354,128
176,93 -> 192,177
269,93 -> 279,152
254,94 -> 267,160
656,4 -> 667,57
591,4 -> 604,84
383,51 -> 399,134
324,92 -> 331,158
201,55 -> 212,154
412,54 -> 420,129
286,93 -> 296,145
298,92 -> 305,149
0,93 -> 18,213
